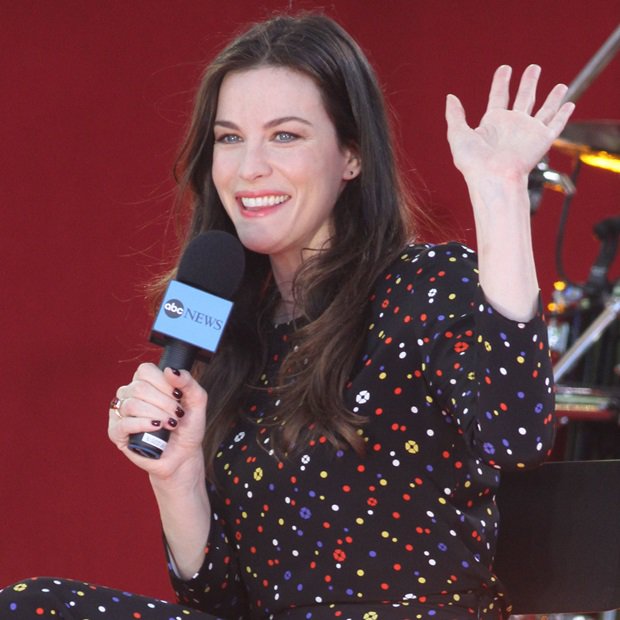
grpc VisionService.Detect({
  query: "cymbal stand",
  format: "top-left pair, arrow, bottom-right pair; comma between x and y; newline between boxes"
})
553,280 -> 620,383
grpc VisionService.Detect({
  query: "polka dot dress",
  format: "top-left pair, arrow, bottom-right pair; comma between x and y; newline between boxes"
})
170,243 -> 556,619
0,576 -> 223,619
1,243 -> 556,619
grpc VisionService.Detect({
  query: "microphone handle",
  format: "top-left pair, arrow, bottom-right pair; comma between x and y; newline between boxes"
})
127,340 -> 198,459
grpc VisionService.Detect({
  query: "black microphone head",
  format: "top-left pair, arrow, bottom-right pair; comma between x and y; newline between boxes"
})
177,230 -> 245,299
593,216 -> 620,240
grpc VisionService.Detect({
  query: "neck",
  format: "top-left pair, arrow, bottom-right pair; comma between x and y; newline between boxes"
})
272,297 -> 297,325
269,254 -> 301,324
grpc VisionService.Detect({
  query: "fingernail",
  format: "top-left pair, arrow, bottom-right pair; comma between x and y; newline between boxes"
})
151,420 -> 162,427
168,418 -> 178,428
173,388 -> 183,400
175,406 -> 185,418
170,368 -> 181,376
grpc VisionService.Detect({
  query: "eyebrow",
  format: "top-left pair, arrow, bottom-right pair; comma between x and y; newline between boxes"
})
214,116 -> 313,130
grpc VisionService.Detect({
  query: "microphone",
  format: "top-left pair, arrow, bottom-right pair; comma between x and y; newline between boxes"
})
128,230 -> 245,459
585,216 -> 620,294
593,215 -> 620,240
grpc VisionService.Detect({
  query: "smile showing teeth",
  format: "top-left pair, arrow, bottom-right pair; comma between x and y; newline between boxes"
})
240,195 -> 290,208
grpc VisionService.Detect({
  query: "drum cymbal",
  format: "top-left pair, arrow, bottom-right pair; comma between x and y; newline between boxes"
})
553,120 -> 620,172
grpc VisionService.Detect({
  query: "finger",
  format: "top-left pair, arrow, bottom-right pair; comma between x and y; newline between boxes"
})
131,362 -> 190,409
546,101 -> 576,139
119,394 -> 184,430
513,64 -> 541,114
485,65 -> 512,113
119,377 -> 185,422
108,412 -> 175,444
445,93 -> 469,139
534,82 -> 569,124
113,363 -> 187,432
162,367 -> 208,412
132,363 -> 205,411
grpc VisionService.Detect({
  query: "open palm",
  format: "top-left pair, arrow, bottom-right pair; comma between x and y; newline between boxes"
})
446,65 -> 575,182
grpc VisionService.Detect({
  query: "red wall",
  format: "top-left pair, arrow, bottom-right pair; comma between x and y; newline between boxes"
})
1,0 -> 618,600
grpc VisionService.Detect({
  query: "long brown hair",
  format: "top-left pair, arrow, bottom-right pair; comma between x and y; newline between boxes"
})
168,13 -> 419,476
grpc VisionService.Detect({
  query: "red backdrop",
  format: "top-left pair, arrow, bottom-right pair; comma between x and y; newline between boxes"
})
1,0 -> 618,600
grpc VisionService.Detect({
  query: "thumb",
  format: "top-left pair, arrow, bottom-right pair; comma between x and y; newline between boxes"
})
445,93 -> 469,140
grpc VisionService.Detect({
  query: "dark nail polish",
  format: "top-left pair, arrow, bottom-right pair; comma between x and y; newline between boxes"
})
175,406 -> 185,418
170,368 -> 181,376
151,420 -> 161,427
168,417 -> 178,428
173,388 -> 183,400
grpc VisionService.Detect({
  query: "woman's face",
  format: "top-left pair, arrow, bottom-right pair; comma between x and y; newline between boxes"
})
212,66 -> 359,274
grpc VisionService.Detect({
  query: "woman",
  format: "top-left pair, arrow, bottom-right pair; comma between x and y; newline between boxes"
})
1,12 -> 573,620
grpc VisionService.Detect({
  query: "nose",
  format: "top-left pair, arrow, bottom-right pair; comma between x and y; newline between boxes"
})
238,141 -> 272,181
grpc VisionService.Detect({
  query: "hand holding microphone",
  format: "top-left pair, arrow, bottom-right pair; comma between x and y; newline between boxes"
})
108,231 -> 245,462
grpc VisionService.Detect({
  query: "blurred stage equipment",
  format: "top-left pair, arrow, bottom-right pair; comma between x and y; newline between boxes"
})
528,24 -> 620,212
537,24 -> 620,456
554,120 -> 620,174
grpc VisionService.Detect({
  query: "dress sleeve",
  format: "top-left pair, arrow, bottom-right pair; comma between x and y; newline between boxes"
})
406,242 -> 556,470
166,483 -> 249,619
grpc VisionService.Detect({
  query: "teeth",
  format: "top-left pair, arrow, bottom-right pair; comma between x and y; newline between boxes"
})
240,195 -> 289,208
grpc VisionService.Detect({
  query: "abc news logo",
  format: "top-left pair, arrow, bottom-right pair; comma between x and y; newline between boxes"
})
164,299 -> 185,318
162,298 -> 224,330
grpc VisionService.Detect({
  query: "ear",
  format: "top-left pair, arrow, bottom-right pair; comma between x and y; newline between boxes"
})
342,150 -> 361,180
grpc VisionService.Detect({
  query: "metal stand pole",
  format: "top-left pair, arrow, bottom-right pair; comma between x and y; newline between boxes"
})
553,284 -> 620,383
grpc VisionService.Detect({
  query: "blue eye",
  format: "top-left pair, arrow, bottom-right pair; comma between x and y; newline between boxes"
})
215,134 -> 242,144
274,131 -> 298,143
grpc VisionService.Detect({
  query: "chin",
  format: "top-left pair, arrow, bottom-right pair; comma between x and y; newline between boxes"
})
235,234 -> 278,256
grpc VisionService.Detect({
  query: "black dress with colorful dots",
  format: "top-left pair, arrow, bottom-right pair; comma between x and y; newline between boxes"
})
169,243 -> 556,620
0,243 -> 555,620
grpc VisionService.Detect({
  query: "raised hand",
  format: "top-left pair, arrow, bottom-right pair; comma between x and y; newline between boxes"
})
446,64 -> 575,184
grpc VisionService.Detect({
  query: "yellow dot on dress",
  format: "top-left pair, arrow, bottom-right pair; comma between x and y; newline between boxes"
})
320,471 -> 328,479
405,440 -> 419,454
